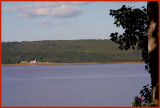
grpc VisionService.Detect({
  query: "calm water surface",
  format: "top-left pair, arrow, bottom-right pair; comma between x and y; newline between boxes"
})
2,63 -> 151,106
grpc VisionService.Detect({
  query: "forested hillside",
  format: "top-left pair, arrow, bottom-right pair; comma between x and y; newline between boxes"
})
2,39 -> 142,64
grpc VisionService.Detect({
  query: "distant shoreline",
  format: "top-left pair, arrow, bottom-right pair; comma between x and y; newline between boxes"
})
2,62 -> 144,66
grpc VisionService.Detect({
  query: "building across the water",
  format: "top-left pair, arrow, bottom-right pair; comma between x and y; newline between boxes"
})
30,59 -> 36,64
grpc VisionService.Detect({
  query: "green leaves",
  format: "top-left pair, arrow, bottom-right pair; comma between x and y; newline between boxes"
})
109,6 -> 152,106
109,5 -> 149,67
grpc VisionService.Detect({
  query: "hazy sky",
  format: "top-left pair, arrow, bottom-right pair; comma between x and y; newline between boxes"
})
2,1 -> 147,42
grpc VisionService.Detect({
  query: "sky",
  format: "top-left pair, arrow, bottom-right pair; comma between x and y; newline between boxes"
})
2,1 -> 147,42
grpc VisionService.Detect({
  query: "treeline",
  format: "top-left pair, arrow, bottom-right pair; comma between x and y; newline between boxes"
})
2,39 -> 142,64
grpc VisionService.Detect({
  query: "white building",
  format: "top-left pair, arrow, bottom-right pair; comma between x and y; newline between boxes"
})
30,59 -> 36,64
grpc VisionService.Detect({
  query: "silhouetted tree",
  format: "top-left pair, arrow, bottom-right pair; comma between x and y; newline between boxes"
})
110,4 -> 148,64
147,2 -> 159,106
110,2 -> 159,106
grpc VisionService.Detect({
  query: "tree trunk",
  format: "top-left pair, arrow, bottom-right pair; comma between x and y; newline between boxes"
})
147,2 -> 159,106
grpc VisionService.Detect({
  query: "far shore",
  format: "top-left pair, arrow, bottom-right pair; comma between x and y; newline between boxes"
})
2,62 -> 144,66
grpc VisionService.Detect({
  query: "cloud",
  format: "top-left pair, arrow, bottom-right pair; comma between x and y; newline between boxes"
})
52,4 -> 82,18
3,2 -> 83,18
18,8 -> 53,18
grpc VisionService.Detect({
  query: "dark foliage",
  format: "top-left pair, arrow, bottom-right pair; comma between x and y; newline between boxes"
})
132,84 -> 153,106
110,5 -> 149,69
109,5 -> 155,106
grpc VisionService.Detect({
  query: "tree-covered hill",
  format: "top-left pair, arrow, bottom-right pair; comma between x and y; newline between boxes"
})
2,39 -> 142,64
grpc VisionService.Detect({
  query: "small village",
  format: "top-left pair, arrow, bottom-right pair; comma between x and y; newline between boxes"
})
20,59 -> 37,64
19,59 -> 50,65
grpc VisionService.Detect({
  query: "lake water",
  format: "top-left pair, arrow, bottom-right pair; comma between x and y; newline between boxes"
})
2,63 -> 151,106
